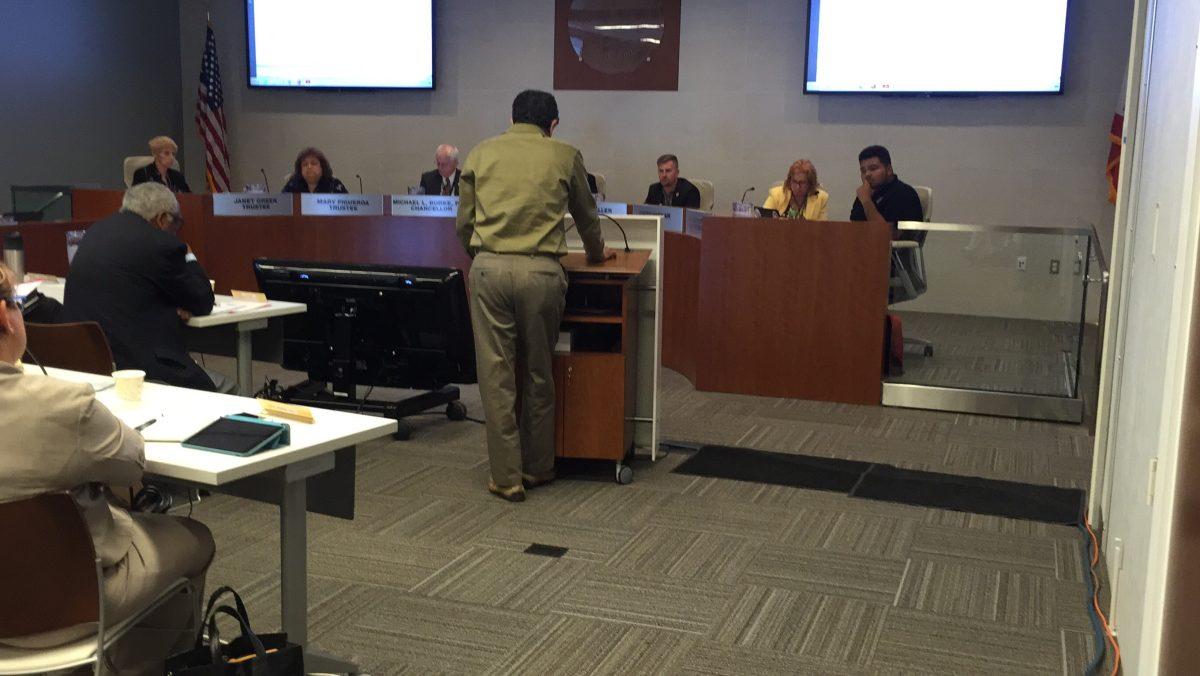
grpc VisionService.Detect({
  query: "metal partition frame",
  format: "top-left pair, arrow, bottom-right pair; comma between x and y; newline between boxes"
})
883,221 -> 1098,422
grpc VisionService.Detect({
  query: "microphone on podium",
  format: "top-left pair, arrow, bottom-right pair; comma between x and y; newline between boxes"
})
355,174 -> 364,193
259,168 -> 270,192
740,186 -> 756,203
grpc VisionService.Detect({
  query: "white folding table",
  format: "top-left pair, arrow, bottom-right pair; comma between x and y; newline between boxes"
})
33,280 -> 305,396
26,365 -> 395,674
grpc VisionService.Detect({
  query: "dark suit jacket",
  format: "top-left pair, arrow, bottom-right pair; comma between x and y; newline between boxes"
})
63,211 -> 217,391
281,175 -> 349,194
131,164 -> 191,194
420,169 -> 460,196
644,177 -> 701,208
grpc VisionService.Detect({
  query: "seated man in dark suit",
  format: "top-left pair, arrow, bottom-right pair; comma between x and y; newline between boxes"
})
419,144 -> 462,195
644,153 -> 701,208
849,145 -> 925,235
63,182 -> 230,392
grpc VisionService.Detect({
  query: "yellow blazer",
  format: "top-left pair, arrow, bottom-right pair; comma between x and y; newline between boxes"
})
763,185 -> 829,220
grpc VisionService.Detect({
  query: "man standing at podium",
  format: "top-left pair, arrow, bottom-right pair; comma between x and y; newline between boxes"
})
456,89 -> 613,502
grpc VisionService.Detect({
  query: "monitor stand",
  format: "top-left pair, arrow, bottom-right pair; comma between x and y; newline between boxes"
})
264,299 -> 468,439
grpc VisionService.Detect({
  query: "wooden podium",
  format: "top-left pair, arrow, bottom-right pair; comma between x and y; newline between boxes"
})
555,251 -> 649,484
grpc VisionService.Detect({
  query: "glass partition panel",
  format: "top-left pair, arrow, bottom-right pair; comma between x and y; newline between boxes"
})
886,225 -> 1091,399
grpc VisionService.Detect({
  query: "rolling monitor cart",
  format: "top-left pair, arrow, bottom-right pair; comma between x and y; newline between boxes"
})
253,258 -> 476,439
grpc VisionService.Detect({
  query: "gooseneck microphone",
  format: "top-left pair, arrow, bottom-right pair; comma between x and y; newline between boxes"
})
259,168 -> 270,192
599,213 -> 632,253
740,186 -> 756,203
355,174 -> 364,193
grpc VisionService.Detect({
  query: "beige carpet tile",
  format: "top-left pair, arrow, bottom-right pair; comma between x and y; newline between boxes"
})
552,568 -> 735,635
473,513 -> 637,564
909,524 -> 1059,577
1053,581 -> 1097,633
1061,628 -> 1104,675
893,558 -> 1057,628
605,525 -> 762,585
671,641 -> 874,675
922,509 -> 1080,540
1055,536 -> 1089,583
411,546 -> 592,614
306,530 -> 468,590
375,496 -> 513,546
375,462 -> 495,502
740,545 -> 909,603
778,508 -> 917,560
558,481 -> 680,524
646,494 -> 797,540
871,607 -> 1063,675
307,590 -> 542,675
353,451 -> 431,495
710,585 -> 888,666
487,614 -> 694,675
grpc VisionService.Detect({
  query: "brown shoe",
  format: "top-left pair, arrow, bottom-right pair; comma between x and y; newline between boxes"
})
488,480 -> 526,502
521,471 -> 556,489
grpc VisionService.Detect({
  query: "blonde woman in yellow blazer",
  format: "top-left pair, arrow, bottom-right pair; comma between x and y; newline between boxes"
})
763,159 -> 829,220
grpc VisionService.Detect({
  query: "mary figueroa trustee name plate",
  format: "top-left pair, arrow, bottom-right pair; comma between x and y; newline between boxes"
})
300,194 -> 385,216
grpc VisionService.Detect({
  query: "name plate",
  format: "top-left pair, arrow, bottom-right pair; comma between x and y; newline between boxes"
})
300,194 -> 384,216
212,193 -> 294,217
596,201 -> 629,216
630,204 -> 684,232
731,201 -> 755,218
390,195 -> 458,217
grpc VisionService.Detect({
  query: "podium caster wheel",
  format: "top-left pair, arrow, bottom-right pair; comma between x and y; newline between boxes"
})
392,421 -> 412,441
615,463 -> 633,485
923,346 -> 934,357
446,401 -> 467,420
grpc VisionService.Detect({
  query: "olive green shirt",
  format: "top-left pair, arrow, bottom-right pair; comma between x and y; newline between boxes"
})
456,123 -> 606,262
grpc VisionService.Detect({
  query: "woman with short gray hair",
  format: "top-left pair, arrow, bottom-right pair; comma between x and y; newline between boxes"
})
132,135 -> 191,193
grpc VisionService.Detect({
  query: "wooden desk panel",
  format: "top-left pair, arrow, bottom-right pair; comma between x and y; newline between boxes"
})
71,190 -> 211,262
661,231 -> 700,383
0,220 -> 95,278
201,214 -> 473,293
694,217 -> 891,405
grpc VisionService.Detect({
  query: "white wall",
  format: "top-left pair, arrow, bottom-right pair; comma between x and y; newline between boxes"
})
177,0 -> 1130,258
0,0 -> 182,212
1097,0 -> 1200,672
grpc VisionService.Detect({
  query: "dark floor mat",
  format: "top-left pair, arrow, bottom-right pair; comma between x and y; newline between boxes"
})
671,445 -> 871,493
851,464 -> 1085,524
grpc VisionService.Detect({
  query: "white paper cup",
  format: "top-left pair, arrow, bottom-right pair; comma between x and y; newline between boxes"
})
112,370 -> 146,402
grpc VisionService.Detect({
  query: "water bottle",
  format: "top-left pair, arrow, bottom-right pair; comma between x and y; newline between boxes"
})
3,231 -> 24,282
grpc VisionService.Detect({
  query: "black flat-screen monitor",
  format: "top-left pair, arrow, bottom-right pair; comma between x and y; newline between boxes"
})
253,259 -> 475,390
245,0 -> 434,89
804,0 -> 1069,95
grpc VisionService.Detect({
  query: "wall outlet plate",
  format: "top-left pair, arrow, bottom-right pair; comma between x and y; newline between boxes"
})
1017,256 -> 1027,271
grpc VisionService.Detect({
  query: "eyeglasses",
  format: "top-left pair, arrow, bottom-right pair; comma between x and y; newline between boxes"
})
2,297 -> 24,311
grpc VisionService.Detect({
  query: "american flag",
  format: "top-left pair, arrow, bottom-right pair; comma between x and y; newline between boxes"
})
195,22 -> 231,192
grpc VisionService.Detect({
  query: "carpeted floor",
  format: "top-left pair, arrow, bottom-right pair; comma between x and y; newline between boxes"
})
887,311 -> 1081,398
185,357 -> 1107,674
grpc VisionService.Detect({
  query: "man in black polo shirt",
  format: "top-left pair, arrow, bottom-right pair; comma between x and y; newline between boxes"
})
644,154 -> 701,208
849,145 -> 924,236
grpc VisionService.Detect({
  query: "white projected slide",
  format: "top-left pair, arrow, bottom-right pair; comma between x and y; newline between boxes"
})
806,0 -> 1068,93
247,0 -> 433,89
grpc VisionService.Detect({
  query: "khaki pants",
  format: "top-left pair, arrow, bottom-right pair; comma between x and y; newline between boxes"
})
469,252 -> 567,487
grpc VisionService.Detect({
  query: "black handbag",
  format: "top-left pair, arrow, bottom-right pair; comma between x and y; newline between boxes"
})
164,587 -> 304,676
